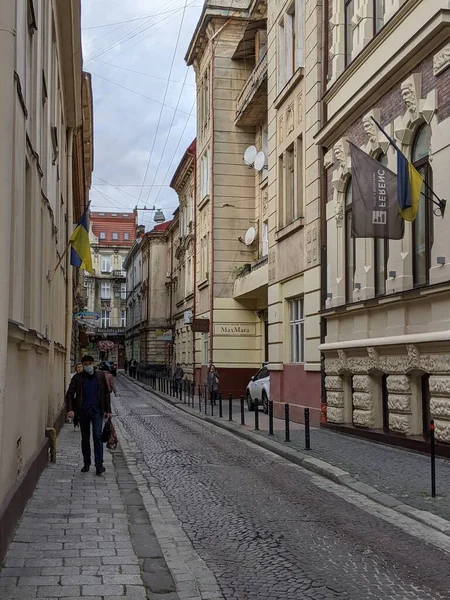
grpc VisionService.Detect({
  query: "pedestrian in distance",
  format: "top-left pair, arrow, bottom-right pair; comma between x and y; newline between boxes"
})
66,355 -> 112,475
69,362 -> 83,430
99,363 -> 117,396
173,363 -> 184,394
206,364 -> 219,406
130,358 -> 138,379
124,358 -> 128,375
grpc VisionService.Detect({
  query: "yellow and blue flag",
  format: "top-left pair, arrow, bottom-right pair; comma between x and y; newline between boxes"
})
70,207 -> 94,274
372,118 -> 423,222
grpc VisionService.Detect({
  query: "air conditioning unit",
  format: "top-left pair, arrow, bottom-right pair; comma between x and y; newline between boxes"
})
184,310 -> 193,325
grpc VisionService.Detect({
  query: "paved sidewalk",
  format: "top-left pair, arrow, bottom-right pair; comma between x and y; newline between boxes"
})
128,374 -> 450,524
0,423 -> 178,600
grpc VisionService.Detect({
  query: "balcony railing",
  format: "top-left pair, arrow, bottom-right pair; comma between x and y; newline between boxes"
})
235,50 -> 268,126
233,255 -> 268,300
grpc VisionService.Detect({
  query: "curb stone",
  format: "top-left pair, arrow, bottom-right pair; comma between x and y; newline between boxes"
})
121,373 -> 450,538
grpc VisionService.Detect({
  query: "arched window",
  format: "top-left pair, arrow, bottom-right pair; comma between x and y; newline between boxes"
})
345,178 -> 355,302
412,124 -> 433,287
374,153 -> 389,296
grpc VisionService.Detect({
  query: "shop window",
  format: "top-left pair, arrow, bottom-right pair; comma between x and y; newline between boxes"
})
289,297 -> 304,363
345,178 -> 355,302
412,124 -> 433,287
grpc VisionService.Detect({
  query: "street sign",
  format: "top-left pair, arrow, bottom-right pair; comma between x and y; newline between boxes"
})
74,311 -> 101,327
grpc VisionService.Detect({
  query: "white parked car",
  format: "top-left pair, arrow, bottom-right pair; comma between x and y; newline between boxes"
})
246,365 -> 270,414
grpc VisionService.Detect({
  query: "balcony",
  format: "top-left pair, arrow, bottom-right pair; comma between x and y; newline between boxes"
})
233,256 -> 268,300
235,50 -> 268,127
112,270 -> 126,278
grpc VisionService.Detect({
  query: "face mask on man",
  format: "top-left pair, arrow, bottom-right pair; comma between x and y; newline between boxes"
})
83,365 -> 94,375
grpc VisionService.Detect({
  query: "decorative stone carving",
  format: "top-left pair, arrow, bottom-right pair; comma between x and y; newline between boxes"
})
430,397 -> 450,419
297,92 -> 303,124
347,356 -> 372,374
333,138 -> 350,173
327,407 -> 345,423
323,149 -> 333,169
286,104 -> 294,135
429,354 -> 450,374
389,414 -> 411,434
262,190 -> 268,217
352,375 -> 371,393
394,74 -> 436,143
325,375 -> 343,391
325,358 -> 340,374
406,344 -> 420,370
429,376 -> 450,396
433,43 -> 450,76
353,409 -> 375,428
388,394 -> 411,413
401,74 -> 421,123
332,138 -> 351,227
279,115 -> 283,143
337,349 -> 348,373
434,420 -> 450,443
362,108 -> 389,156
352,392 -> 372,410
326,391 -> 344,407
386,375 -> 410,393
366,347 -> 380,372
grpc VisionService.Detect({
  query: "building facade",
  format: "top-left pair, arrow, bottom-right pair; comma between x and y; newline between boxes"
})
318,0 -> 450,442
169,141 -> 196,380
0,0 -> 92,562
124,225 -> 145,364
85,211 -> 136,366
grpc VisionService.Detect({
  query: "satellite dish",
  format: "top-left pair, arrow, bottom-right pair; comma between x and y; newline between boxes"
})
243,145 -> 257,166
244,226 -> 257,246
254,151 -> 266,172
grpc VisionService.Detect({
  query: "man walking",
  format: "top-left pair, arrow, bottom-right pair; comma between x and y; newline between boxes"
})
173,363 -> 184,395
66,355 -> 112,475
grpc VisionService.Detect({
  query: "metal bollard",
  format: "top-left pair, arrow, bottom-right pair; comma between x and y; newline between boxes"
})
218,393 -> 223,418
228,393 -> 233,421
304,408 -> 311,450
268,401 -> 274,435
198,386 -> 201,411
284,403 -> 290,442
254,398 -> 259,431
431,419 -> 436,498
240,396 -> 245,426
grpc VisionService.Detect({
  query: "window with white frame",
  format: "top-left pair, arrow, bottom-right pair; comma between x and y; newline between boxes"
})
124,232 -> 129,241
261,122 -> 269,180
101,255 -> 111,273
262,222 -> 269,257
121,282 -> 127,300
121,310 -> 127,327
203,333 -> 209,365
201,68 -> 210,126
101,282 -> 111,299
200,233 -> 209,280
278,0 -> 304,91
185,256 -> 192,295
289,297 -> 304,363
101,309 -> 110,328
201,149 -> 210,199
112,232 -> 118,240
99,232 -> 106,240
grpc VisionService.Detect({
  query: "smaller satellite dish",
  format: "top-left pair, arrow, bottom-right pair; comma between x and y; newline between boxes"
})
254,151 -> 266,172
244,226 -> 257,246
243,145 -> 257,166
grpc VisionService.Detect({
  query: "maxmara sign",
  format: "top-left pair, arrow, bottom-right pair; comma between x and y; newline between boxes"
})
214,323 -> 256,336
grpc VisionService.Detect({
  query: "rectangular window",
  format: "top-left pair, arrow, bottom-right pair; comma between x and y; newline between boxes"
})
101,255 -> 111,273
286,145 -> 295,223
262,222 -> 269,257
121,310 -> 127,328
374,0 -> 384,33
124,232 -> 129,240
203,333 -> 209,365
261,122 -> 268,180
278,19 -> 285,90
345,0 -> 355,67
112,232 -> 118,240
99,232 -> 106,240
278,154 -> 284,228
374,238 -> 388,296
203,69 -> 210,124
287,4 -> 296,79
289,297 -> 304,363
200,234 -> 209,280
297,136 -> 303,218
201,150 -> 210,199
101,282 -> 111,299
101,310 -> 110,328
186,256 -> 192,295
121,282 -> 127,300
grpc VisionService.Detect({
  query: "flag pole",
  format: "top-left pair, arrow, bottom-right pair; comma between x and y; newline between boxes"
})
48,243 -> 70,282
370,117 -> 446,217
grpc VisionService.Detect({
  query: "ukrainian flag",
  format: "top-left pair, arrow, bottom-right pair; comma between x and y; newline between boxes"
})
372,118 -> 423,222
70,207 -> 94,274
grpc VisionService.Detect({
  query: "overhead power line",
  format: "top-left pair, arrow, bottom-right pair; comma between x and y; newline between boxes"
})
137,0 -> 189,207
90,58 -> 195,87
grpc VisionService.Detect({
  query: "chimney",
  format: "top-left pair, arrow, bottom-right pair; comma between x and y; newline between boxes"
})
136,225 -> 145,240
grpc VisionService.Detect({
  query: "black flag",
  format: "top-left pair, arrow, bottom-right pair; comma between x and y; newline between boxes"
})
349,142 -> 404,239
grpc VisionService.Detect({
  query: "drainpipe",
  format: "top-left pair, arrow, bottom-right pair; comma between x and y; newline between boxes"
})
208,17 -> 233,366
65,128 -> 74,390
319,0 -> 329,422
0,1 -> 16,488
188,151 -> 197,383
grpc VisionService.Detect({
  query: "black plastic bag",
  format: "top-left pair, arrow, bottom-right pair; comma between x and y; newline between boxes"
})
101,418 -> 112,443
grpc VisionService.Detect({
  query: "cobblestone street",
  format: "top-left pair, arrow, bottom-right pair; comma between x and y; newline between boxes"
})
112,376 -> 450,600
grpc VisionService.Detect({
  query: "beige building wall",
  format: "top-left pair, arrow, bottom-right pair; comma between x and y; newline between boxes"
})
0,0 -> 88,540
318,0 -> 450,441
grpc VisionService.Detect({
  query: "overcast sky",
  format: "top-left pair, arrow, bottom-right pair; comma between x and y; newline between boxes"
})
81,0 -> 202,230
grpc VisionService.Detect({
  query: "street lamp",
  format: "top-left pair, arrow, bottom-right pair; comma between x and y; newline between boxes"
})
134,205 -> 166,223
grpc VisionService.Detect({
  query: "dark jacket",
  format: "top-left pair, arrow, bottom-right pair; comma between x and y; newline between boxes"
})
206,371 -> 219,391
66,371 -> 111,415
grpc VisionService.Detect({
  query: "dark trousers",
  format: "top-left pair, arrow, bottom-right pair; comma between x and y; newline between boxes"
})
80,410 -> 103,467
209,389 -> 218,405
